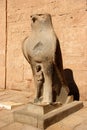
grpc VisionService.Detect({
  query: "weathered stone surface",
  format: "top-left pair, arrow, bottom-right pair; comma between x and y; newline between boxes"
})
22,13 -> 70,104
27,102 -> 62,115
0,90 -> 87,130
0,0 -> 6,89
14,101 -> 83,129
0,122 -> 41,130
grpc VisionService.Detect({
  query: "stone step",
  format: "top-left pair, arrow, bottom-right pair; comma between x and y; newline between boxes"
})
14,101 -> 83,129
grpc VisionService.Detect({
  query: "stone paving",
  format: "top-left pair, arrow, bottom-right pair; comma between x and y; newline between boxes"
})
0,90 -> 87,130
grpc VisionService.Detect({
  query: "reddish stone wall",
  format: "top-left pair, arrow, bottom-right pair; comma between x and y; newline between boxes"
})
0,0 -> 6,89
0,0 -> 87,100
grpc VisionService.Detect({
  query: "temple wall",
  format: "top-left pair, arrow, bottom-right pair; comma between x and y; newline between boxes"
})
0,0 -> 6,89
0,0 -> 87,100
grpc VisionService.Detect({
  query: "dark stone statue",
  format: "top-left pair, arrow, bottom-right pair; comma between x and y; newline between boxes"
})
22,14 -> 72,105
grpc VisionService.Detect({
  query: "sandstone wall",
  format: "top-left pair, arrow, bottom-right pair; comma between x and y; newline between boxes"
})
0,0 -> 6,89
0,0 -> 87,100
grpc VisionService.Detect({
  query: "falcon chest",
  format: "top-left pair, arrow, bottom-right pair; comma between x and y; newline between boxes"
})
28,35 -> 56,62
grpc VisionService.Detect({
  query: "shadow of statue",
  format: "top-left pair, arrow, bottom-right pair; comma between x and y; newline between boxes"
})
64,68 -> 80,101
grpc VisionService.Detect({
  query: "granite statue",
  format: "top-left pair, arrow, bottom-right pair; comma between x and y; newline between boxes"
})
22,13 -> 71,105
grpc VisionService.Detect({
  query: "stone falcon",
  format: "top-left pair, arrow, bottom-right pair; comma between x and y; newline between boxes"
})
22,14 -> 70,104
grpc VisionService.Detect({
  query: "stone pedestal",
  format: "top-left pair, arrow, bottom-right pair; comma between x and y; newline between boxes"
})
14,101 -> 83,129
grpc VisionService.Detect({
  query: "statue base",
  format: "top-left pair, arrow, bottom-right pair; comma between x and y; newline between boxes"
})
14,101 -> 83,129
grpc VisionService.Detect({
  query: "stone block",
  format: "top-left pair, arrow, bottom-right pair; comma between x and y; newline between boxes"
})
0,0 -> 6,89
14,101 -> 83,129
66,0 -> 86,12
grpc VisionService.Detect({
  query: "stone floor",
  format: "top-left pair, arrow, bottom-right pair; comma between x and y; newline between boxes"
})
0,89 -> 87,130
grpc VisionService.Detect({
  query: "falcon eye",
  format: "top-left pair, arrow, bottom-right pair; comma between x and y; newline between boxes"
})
32,17 -> 37,23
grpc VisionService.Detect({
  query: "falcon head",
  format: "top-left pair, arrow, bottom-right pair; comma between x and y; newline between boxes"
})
30,14 -> 52,30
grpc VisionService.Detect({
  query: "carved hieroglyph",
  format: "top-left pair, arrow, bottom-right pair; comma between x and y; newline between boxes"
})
22,14 -> 70,104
